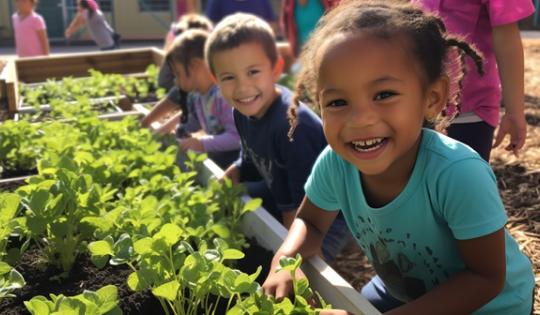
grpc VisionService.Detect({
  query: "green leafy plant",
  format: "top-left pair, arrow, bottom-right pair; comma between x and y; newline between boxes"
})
0,193 -> 21,259
17,158 -> 117,275
19,65 -> 163,112
128,233 -> 261,315
228,254 -> 331,315
24,284 -> 122,315
0,261 -> 25,299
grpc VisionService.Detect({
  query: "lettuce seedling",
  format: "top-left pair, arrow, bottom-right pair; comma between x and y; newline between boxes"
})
228,254 -> 331,315
0,261 -> 25,299
0,193 -> 21,259
18,165 -> 116,274
24,284 -> 122,315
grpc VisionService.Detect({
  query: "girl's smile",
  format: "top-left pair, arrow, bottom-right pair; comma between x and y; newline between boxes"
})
317,33 -> 446,180
349,137 -> 389,160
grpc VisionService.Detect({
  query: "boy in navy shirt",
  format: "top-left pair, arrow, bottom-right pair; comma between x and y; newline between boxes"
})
205,13 -> 350,261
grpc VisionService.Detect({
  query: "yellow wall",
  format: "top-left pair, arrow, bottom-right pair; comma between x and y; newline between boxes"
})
113,1 -> 173,40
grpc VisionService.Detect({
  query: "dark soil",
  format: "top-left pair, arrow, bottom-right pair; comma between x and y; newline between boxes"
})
237,237 -> 274,285
0,179 -> 26,192
0,246 -> 162,315
0,170 -> 35,180
0,238 -> 274,315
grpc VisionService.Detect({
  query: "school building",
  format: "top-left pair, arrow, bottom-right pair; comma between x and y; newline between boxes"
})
0,0 -> 182,44
0,0 -> 284,45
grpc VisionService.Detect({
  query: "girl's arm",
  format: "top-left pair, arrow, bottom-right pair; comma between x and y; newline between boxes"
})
491,22 -> 527,156
141,96 -> 179,129
262,197 -> 339,299
36,29 -> 49,56
387,229 -> 506,315
65,10 -> 85,38
198,102 -> 241,152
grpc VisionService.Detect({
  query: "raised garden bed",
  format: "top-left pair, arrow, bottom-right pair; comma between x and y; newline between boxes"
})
0,48 -> 165,118
0,158 -> 380,315
0,110 -> 380,315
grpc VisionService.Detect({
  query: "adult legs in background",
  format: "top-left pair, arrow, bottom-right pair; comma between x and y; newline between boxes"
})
446,121 -> 495,162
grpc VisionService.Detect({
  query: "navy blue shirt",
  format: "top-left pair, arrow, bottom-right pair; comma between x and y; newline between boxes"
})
205,0 -> 277,24
234,86 -> 326,212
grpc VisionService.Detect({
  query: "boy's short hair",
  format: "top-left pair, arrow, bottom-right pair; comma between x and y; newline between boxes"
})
166,29 -> 209,74
205,13 -> 278,74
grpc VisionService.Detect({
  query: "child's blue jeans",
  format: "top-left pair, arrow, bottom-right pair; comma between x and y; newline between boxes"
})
361,275 -> 404,312
361,275 -> 535,314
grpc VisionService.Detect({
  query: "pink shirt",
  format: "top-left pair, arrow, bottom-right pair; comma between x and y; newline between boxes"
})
12,11 -> 47,58
417,0 -> 534,127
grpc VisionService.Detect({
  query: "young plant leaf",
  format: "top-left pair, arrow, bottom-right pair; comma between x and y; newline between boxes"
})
151,280 -> 180,301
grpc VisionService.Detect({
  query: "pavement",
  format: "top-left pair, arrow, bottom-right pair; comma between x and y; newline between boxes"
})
1,31 -> 539,61
0,40 -> 163,60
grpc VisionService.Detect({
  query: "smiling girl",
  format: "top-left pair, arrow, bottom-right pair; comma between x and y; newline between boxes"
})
262,1 -> 535,314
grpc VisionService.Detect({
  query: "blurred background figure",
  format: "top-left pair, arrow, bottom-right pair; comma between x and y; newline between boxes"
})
205,0 -> 279,33
282,0 -> 338,57
176,0 -> 198,17
12,0 -> 49,57
159,14 -> 213,90
65,0 -> 120,50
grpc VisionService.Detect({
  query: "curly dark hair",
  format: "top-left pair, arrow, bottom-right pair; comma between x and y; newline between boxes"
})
287,0 -> 484,140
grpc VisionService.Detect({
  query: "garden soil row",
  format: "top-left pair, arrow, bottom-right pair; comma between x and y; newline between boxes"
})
0,238 -> 274,315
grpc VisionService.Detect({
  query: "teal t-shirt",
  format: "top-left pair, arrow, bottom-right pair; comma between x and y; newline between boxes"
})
305,129 -> 534,314
294,0 -> 325,48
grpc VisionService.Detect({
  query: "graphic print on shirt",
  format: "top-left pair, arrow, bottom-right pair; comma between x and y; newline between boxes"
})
353,214 -> 452,302
198,87 -> 225,135
241,138 -> 273,188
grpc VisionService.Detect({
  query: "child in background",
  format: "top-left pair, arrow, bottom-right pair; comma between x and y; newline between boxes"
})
206,13 -> 352,261
12,0 -> 49,58
261,1 -> 534,314
175,0 -> 198,18
205,0 -> 279,33
65,0 -> 120,50
417,0 -> 535,161
160,14 -> 213,90
281,0 -> 338,56
142,30 -> 240,170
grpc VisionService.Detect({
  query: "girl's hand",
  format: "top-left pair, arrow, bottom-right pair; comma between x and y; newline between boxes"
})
492,112 -> 527,156
178,137 -> 204,152
65,29 -> 73,38
262,265 -> 306,300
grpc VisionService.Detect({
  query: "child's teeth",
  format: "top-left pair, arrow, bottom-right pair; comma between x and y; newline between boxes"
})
239,96 -> 256,103
352,138 -> 385,152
